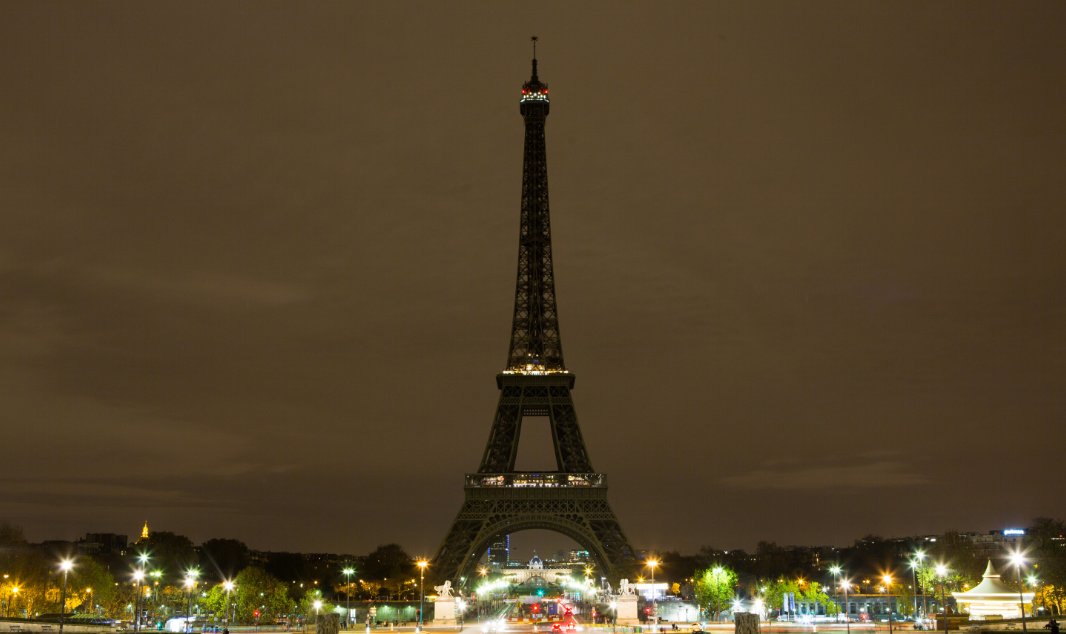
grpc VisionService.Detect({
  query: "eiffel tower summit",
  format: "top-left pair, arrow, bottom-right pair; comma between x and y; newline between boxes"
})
433,41 -> 637,583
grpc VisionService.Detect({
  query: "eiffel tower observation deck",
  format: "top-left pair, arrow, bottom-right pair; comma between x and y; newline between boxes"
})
433,41 -> 636,584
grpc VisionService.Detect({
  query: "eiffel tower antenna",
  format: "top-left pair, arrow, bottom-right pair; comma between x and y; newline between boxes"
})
433,47 -> 636,586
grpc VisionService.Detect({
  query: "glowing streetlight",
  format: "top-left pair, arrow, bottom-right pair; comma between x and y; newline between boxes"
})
934,564 -> 949,634
646,558 -> 660,631
910,551 -> 928,621
58,558 -> 75,634
1008,552 -> 1029,633
830,566 -> 851,634
313,600 -> 323,616
476,567 -> 489,623
416,560 -> 429,633
184,569 -> 200,634
882,574 -> 894,634
133,569 -> 146,632
222,581 -> 235,626
342,567 -> 355,629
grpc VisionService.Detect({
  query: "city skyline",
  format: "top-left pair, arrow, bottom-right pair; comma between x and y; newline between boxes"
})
1,3 -> 1064,556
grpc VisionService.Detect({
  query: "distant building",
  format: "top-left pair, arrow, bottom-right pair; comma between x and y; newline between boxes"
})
506,554 -> 573,585
487,535 -> 510,568
959,529 -> 1026,557
78,533 -> 128,556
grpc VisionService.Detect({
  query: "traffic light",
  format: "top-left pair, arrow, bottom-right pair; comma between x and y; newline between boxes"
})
536,588 -> 545,597
532,604 -> 541,613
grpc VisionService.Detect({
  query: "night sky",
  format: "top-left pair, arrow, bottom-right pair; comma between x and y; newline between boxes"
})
2,3 -> 1064,559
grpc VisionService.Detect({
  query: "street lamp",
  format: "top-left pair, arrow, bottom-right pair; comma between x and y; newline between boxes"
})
150,570 -> 163,625
133,569 -> 146,632
882,574 -> 894,634
909,555 -> 921,621
1008,552 -> 1029,633
314,600 -> 323,616
914,551 -> 929,621
416,560 -> 428,633
184,569 -> 200,634
222,581 -> 235,626
830,566 -> 851,634
476,566 -> 489,623
646,558 -> 660,632
58,558 -> 74,634
10,585 -> 19,618
342,567 -> 355,629
934,564 -> 949,634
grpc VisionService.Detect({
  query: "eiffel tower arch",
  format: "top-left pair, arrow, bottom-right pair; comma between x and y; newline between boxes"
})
433,46 -> 636,584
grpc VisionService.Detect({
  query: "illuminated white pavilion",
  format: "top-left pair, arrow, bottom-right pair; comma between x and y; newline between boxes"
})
953,561 -> 1034,620
506,554 -> 574,585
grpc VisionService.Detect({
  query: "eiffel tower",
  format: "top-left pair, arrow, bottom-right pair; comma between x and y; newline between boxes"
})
432,43 -> 636,583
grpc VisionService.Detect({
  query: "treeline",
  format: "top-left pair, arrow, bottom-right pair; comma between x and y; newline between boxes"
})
0,524 -> 421,623
661,518 -> 1066,616
4,518 -> 1065,621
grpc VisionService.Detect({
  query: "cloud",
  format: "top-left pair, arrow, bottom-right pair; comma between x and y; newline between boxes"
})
720,460 -> 928,490
81,264 -> 311,307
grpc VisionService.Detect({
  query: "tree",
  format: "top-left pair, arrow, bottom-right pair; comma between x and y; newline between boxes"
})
762,579 -> 799,618
797,581 -> 835,616
298,589 -> 335,623
70,557 -> 119,615
361,544 -> 413,581
139,532 -> 197,579
232,567 -> 294,624
693,565 -> 737,621
1026,518 -> 1066,615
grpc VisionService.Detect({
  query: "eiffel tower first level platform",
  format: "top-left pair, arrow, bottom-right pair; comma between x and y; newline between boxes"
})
433,374 -> 635,582
432,45 -> 636,583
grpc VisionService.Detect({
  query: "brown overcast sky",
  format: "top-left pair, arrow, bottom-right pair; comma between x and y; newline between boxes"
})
1,2 -> 1064,558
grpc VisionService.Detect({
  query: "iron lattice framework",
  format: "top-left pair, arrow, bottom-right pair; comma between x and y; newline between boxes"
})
433,52 -> 636,584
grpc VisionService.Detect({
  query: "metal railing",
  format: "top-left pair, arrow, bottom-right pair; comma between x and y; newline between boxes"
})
465,473 -> 606,488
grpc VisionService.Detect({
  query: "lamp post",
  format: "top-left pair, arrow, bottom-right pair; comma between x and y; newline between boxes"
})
909,557 -> 920,622
646,558 -> 660,632
343,568 -> 355,629
882,574 -> 894,634
185,569 -> 200,634
934,564 -> 949,634
914,551 -> 928,621
133,569 -> 146,632
1008,552 -> 1029,633
416,560 -> 428,634
477,567 -> 488,624
151,570 -> 163,627
222,581 -> 235,626
830,566 -> 850,634
10,585 -> 18,618
58,558 -> 74,634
